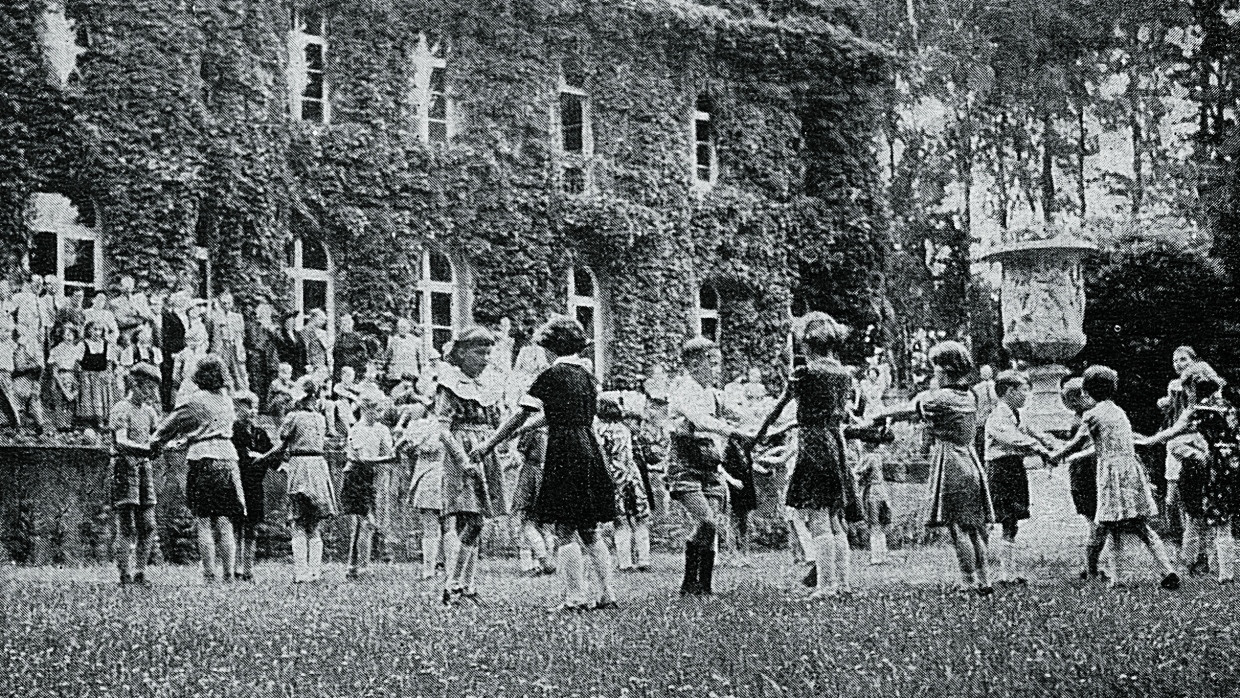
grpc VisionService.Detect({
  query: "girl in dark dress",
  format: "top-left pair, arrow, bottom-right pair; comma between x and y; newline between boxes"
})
477,316 -> 617,611
757,313 -> 860,598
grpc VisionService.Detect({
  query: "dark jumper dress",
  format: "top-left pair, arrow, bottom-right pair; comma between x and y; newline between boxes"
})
529,363 -> 615,528
786,362 -> 860,520
233,421 -> 274,527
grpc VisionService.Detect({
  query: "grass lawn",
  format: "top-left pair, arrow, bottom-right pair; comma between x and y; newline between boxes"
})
2,540 -> 1239,698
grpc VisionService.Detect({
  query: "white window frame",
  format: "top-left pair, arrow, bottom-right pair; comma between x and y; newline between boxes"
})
697,283 -> 720,343
30,192 -> 102,296
289,9 -> 329,124
410,32 -> 450,144
285,237 -> 335,338
556,65 -> 592,195
418,248 -> 461,356
38,2 -> 87,86
568,264 -> 603,378
692,98 -> 717,187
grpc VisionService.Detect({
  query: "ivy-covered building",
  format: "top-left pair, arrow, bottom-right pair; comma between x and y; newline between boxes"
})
3,0 -> 889,386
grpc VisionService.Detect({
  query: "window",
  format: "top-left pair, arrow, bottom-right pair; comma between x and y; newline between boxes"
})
697,284 -> 719,342
38,3 -> 88,86
290,9 -> 328,123
285,236 -> 334,335
568,265 -> 603,377
410,32 -> 450,144
693,95 -> 716,186
416,248 -> 461,354
29,193 -> 101,296
194,210 -> 212,300
557,64 -> 591,194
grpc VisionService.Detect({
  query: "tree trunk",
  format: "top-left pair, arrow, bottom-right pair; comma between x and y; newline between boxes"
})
1041,113 -> 1056,222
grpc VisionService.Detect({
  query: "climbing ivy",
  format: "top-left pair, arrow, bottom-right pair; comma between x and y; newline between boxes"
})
1,0 -> 890,384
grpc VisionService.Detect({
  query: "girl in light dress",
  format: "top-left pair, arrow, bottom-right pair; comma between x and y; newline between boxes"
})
870,341 -> 996,596
258,378 -> 338,583
1052,365 -> 1179,590
173,324 -> 209,407
399,401 -> 454,581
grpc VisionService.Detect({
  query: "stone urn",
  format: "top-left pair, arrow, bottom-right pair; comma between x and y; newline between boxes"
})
979,237 -> 1097,434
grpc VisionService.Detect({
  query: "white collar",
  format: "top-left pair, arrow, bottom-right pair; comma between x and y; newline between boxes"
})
553,355 -> 586,367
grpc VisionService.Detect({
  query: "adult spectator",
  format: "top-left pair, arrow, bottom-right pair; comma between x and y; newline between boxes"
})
84,288 -> 120,345
10,276 -> 42,355
246,301 -> 281,413
383,318 -> 431,390
160,289 -> 190,412
111,275 -> 153,347
208,291 -> 248,391
274,309 -> 304,379
300,309 -> 330,376
333,312 -> 372,380
37,275 -> 58,353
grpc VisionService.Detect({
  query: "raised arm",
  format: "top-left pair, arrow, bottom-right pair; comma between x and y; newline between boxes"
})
754,385 -> 795,447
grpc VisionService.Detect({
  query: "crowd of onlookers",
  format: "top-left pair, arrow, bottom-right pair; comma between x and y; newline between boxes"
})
0,272 -> 491,436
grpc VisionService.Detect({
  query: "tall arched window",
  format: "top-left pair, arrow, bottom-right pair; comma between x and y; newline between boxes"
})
568,265 -> 603,376
692,94 -> 716,186
417,248 -> 460,354
285,236 -> 334,333
697,283 -> 719,343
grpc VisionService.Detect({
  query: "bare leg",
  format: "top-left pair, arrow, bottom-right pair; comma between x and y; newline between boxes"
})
115,511 -> 136,582
949,525 -> 975,589
419,510 -> 441,579
214,517 -> 237,580
136,507 -> 157,580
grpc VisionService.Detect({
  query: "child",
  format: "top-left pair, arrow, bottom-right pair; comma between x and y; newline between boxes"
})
852,442 -> 890,565
343,395 -> 396,579
173,325 -> 208,408
401,402 -> 452,580
757,313 -> 860,599
1059,377 -> 1104,580
11,328 -> 45,433
1137,361 -> 1236,583
357,360 -> 383,397
232,391 -> 274,581
77,320 -> 117,430
0,316 -> 20,428
597,393 -> 651,572
47,324 -> 83,431
983,370 -> 1057,586
871,341 -> 996,596
109,372 -> 161,584
258,378 -> 338,582
510,415 -> 556,576
328,365 -> 360,438
266,362 -> 296,422
1052,365 -> 1179,590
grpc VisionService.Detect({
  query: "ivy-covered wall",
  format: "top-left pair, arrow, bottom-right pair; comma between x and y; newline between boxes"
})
0,0 -> 890,385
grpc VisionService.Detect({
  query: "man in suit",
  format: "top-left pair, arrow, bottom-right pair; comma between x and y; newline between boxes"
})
160,289 -> 189,412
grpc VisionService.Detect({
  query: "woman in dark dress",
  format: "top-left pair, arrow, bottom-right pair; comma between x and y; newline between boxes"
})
757,312 -> 860,598
477,316 -> 617,611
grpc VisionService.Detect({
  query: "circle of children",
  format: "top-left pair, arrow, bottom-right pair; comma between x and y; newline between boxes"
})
0,273 -> 1228,607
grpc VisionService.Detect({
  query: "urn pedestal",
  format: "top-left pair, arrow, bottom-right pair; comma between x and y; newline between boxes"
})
979,238 -> 1097,435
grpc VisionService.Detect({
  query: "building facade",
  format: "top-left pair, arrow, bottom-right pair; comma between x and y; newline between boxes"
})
6,0 -> 889,386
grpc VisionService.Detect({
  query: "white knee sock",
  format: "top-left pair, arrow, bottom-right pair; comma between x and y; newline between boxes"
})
869,528 -> 887,564
634,522 -> 651,567
462,546 -> 479,591
614,524 -> 633,569
291,528 -> 308,582
814,534 -> 836,592
558,541 -> 586,605
1215,526 -> 1234,581
308,530 -> 323,579
835,531 -> 851,590
586,538 -> 617,602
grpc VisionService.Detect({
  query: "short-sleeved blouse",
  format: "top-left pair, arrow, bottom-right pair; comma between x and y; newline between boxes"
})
280,408 -> 327,455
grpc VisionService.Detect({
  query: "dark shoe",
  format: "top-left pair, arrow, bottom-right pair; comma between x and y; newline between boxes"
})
1188,559 -> 1210,577
593,599 -> 620,610
698,550 -> 716,596
133,572 -> 149,586
1220,578 -> 1235,586
1161,573 -> 1181,591
441,589 -> 456,606
802,564 -> 818,588
976,585 -> 995,597
547,602 -> 590,613
118,572 -> 133,586
459,590 -> 482,605
635,564 -> 651,572
680,544 -> 701,595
